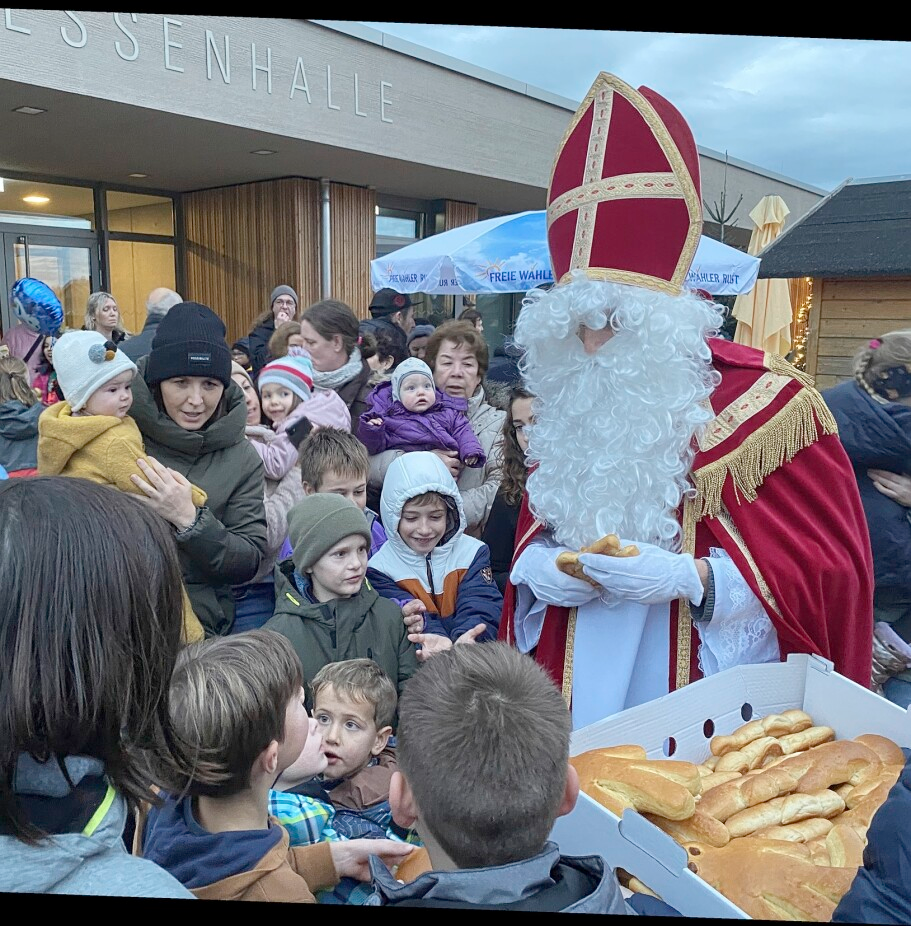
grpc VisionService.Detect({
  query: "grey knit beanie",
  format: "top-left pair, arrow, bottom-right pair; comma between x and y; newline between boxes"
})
287,493 -> 371,572
270,285 -> 299,311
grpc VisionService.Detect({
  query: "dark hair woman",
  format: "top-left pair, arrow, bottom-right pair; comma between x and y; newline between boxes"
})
822,330 -> 911,706
129,301 -> 267,637
299,299 -> 374,421
481,385 -> 535,593
0,477 -> 194,896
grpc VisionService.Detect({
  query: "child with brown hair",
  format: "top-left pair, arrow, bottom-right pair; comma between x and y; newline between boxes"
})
136,630 -> 412,901
0,353 -> 42,477
366,642 -> 630,912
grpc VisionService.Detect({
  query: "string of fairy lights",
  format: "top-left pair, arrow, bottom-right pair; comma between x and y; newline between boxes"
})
790,277 -> 813,371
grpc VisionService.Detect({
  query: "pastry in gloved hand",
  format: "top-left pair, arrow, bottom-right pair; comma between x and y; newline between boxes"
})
578,540 -> 705,607
555,534 -> 639,586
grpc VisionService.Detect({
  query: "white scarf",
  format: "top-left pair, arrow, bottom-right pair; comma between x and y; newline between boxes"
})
311,347 -> 363,391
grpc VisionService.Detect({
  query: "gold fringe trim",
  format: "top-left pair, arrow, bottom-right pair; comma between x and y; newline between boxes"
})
562,607 -> 578,707
675,496 -> 697,690
692,379 -> 838,520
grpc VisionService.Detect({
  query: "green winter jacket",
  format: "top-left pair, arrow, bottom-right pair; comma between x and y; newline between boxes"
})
130,358 -> 267,636
265,563 -> 418,701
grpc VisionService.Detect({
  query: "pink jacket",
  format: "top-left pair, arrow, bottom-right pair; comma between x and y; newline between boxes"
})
250,388 -> 352,480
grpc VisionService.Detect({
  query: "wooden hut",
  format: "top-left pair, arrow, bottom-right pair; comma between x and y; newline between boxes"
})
756,176 -> 911,389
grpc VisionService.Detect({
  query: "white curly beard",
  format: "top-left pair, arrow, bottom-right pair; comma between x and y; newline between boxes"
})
515,274 -> 723,552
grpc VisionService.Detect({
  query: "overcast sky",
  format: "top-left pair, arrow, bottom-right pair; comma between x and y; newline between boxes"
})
358,23 -> 910,192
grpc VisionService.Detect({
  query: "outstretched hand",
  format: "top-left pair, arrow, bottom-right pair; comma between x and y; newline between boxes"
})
329,839 -> 414,881
408,624 -> 486,662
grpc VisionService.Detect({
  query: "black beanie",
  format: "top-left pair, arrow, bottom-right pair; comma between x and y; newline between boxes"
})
145,302 -> 232,387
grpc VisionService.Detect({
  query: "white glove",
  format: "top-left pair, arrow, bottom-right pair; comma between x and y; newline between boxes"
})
510,541 -> 603,608
578,540 -> 705,607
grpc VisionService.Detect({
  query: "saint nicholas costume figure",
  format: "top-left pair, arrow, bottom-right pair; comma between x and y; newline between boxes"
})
499,72 -> 874,728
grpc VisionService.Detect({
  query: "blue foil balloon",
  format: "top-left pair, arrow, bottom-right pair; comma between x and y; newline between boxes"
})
10,278 -> 64,336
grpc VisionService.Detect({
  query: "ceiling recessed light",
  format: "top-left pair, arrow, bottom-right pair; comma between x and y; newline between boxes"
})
250,149 -> 276,156
22,194 -> 50,205
13,106 -> 46,115
128,173 -> 148,178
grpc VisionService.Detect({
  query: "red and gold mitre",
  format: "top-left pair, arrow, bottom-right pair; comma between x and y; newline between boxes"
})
547,72 -> 702,296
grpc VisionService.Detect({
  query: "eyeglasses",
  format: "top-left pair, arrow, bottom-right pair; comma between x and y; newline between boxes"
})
274,298 -> 296,308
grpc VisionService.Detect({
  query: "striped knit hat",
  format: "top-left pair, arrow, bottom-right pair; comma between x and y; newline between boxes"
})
258,353 -> 314,401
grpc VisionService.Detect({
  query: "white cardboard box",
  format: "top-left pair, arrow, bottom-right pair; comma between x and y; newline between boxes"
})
549,654 -> 911,919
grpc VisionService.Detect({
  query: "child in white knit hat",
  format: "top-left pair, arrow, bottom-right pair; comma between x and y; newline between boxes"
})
37,330 -> 207,641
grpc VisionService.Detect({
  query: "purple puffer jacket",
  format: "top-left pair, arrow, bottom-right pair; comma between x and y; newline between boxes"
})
357,381 -> 486,467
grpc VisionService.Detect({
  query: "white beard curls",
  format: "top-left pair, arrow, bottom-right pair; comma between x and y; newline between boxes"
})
515,273 -> 723,552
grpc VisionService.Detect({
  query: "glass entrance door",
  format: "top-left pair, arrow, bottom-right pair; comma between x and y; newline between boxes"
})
1,232 -> 99,336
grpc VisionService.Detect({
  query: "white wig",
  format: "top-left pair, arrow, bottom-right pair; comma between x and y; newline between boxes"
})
515,273 -> 723,551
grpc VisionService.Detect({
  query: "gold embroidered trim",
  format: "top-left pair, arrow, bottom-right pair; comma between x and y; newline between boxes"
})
714,506 -> 784,621
698,372 -> 792,452
558,267 -> 683,297
562,607 -> 578,707
514,518 -> 543,557
546,72 -> 701,297
691,382 -> 839,520
676,495 -> 697,690
572,85 -> 614,271
550,172 -> 682,225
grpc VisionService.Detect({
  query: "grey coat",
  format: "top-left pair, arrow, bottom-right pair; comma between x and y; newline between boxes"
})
366,840 -> 632,914
0,755 -> 192,898
130,358 -> 267,635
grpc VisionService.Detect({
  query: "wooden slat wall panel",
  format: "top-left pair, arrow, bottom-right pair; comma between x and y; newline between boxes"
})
444,200 -> 478,231
808,276 -> 911,388
182,178 -> 320,344
329,183 -> 375,320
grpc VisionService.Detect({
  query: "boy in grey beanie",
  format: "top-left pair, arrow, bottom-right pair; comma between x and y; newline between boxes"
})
264,493 -> 418,700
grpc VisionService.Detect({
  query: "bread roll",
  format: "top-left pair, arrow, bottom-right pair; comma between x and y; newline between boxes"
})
628,876 -> 660,898
754,817 -> 835,843
555,535 -> 639,584
710,710 -> 813,757
777,726 -> 835,755
825,824 -> 865,869
643,808 -> 731,848
844,764 -> 902,809
571,751 -> 699,821
686,837 -> 859,921
699,771 -> 743,794
853,734 -> 905,767
725,790 -> 845,838
715,736 -> 784,773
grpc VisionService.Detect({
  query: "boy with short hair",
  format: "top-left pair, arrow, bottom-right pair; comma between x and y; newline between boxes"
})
310,659 -> 415,842
136,630 -> 411,901
367,451 -> 501,656
367,642 -> 631,912
265,493 -> 418,698
299,427 -> 387,556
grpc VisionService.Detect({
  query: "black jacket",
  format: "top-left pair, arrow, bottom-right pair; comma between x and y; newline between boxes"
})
833,755 -> 911,924
481,487 -> 521,594
247,317 -> 276,379
120,314 -> 163,362
823,381 -> 911,593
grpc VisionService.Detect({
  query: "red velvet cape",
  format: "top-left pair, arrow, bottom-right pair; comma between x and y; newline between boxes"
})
499,339 -> 874,699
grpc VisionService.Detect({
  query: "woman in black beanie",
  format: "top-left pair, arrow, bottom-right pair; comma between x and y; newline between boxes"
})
129,301 -> 267,636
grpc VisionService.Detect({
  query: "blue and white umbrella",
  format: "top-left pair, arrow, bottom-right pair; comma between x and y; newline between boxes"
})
370,210 -> 759,296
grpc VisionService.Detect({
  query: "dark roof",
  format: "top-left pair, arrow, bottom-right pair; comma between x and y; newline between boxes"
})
757,178 -> 911,278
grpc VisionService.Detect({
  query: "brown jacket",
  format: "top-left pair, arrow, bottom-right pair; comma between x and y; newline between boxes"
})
193,829 -> 337,903
134,804 -> 338,903
328,747 -> 397,811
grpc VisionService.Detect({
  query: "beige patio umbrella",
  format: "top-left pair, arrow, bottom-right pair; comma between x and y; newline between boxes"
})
733,195 -> 793,356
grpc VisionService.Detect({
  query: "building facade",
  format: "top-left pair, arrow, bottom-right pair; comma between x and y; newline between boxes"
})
0,15 -> 826,346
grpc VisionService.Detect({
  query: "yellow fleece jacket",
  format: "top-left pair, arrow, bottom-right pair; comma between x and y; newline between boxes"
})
37,401 -> 207,643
